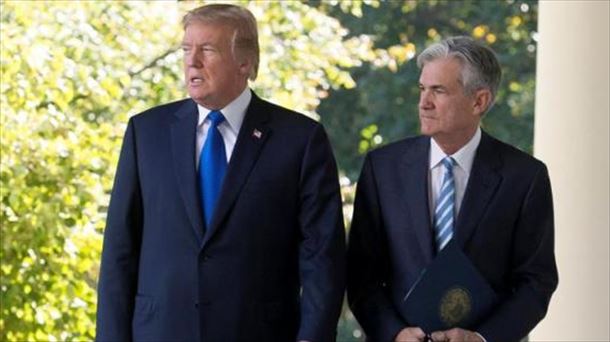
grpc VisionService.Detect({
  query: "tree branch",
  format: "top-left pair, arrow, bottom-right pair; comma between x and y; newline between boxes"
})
128,46 -> 178,77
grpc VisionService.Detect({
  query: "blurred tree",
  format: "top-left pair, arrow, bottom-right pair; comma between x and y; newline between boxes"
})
316,0 -> 539,182
1,2 -> 182,340
0,1 -> 372,340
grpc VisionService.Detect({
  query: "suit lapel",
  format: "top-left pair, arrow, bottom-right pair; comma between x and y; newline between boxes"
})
455,131 -> 502,248
201,94 -> 270,249
170,99 -> 205,244
400,137 -> 435,263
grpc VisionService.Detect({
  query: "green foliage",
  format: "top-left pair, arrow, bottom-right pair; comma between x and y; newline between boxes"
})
1,2 -> 182,340
246,0 -> 375,117
317,0 -> 539,181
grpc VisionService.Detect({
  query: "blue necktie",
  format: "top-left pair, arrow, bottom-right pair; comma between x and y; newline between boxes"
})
199,110 -> 227,229
434,157 -> 455,251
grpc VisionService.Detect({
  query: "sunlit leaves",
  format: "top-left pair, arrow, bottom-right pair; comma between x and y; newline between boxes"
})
358,124 -> 383,154
2,1 -> 185,340
248,1 -> 374,118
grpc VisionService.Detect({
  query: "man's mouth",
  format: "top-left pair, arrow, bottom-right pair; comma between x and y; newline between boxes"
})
190,77 -> 203,84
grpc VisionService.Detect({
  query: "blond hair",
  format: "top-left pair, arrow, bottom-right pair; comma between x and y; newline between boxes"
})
183,4 -> 260,81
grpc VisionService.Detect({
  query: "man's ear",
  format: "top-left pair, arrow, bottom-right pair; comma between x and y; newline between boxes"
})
473,88 -> 492,116
237,55 -> 252,78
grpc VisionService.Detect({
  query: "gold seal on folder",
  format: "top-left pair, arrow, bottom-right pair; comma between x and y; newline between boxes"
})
439,287 -> 472,327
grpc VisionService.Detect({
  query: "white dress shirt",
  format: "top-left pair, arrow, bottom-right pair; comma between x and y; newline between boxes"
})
427,127 -> 487,342
428,127 -> 481,222
196,87 -> 251,170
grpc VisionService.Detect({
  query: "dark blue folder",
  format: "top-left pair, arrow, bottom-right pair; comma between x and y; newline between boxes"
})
401,240 -> 498,334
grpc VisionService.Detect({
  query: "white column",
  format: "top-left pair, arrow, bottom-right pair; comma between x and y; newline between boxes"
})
532,1 -> 609,340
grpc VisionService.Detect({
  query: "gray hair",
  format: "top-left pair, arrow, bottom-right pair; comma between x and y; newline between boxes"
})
183,4 -> 260,81
417,36 -> 502,111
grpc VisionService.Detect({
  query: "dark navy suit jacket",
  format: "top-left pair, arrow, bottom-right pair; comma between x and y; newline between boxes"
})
347,132 -> 558,342
96,93 -> 346,342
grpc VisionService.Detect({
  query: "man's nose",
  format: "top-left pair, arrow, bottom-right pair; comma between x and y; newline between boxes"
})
185,50 -> 202,68
419,91 -> 431,109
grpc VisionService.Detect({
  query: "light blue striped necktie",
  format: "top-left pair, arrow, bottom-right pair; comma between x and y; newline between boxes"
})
434,157 -> 455,251
199,110 -> 227,231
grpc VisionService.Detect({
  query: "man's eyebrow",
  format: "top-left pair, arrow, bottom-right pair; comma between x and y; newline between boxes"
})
181,42 -> 214,46
418,83 -> 447,90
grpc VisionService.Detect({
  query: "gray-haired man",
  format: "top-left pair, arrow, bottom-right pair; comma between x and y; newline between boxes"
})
347,36 -> 557,342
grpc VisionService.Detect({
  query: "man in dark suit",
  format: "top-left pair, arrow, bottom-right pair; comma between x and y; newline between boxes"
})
347,36 -> 558,342
96,4 -> 345,341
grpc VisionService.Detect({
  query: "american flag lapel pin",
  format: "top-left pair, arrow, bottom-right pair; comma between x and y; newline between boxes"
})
252,129 -> 262,139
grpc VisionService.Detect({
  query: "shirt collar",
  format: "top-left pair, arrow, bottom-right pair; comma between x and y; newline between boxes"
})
429,126 -> 481,174
197,87 -> 251,135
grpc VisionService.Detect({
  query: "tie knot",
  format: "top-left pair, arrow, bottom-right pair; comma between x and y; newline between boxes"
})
207,110 -> 225,126
442,156 -> 454,171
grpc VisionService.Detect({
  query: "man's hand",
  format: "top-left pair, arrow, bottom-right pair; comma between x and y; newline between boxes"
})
430,328 -> 483,342
394,327 -> 426,341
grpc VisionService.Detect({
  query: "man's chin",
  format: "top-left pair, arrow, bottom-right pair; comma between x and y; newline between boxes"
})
189,96 -> 207,107
188,91 -> 208,102
419,125 -> 434,136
